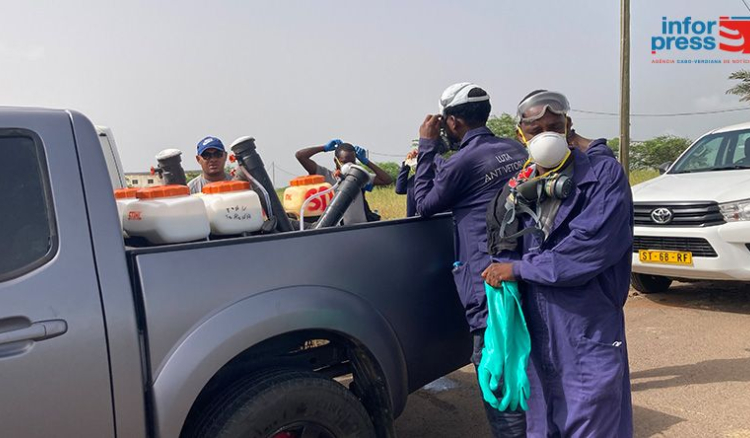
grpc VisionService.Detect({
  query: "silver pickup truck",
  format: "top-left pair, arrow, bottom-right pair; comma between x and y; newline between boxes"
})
0,108 -> 470,438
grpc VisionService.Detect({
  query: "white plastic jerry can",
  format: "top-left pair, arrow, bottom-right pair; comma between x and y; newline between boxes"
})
124,185 -> 210,244
201,180 -> 265,235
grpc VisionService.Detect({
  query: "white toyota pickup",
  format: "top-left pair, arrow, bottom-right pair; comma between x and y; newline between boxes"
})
631,121 -> 750,293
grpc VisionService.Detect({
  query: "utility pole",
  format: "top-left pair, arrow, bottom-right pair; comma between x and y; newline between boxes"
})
619,0 -> 631,177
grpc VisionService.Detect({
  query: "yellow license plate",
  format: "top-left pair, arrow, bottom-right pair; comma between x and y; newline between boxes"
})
638,250 -> 693,266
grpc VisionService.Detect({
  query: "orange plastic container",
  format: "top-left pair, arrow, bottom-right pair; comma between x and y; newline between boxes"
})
283,175 -> 334,218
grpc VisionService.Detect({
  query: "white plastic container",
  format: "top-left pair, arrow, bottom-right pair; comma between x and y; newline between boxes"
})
201,181 -> 264,235
114,188 -> 139,237
124,185 -> 210,244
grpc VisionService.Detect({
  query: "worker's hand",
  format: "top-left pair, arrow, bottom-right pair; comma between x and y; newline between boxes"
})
419,114 -> 441,140
405,149 -> 418,162
354,145 -> 370,165
324,138 -> 342,152
481,263 -> 516,287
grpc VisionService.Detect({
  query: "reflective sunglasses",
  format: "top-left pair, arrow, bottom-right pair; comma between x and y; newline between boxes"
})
201,150 -> 225,160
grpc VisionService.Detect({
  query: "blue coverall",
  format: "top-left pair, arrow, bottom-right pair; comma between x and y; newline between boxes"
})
414,126 -> 528,437
395,164 -> 416,217
510,147 -> 634,437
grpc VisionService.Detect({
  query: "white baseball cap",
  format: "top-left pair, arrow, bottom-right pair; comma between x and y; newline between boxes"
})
439,82 -> 490,115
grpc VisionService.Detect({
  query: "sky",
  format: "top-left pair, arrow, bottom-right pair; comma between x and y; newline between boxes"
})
3,0 -> 750,186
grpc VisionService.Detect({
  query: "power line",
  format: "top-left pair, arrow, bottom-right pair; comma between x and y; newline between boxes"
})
572,106 -> 750,117
741,0 -> 750,13
272,163 -> 300,177
369,151 -> 408,158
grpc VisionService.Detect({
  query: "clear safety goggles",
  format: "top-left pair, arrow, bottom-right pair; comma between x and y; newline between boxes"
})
516,91 -> 570,123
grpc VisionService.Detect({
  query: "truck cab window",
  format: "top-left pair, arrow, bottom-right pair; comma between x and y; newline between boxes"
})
0,132 -> 56,281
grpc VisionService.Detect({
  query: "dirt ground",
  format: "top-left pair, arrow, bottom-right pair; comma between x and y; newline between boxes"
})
394,281 -> 750,438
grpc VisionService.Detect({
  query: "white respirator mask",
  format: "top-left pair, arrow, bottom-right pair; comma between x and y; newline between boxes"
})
526,132 -> 571,169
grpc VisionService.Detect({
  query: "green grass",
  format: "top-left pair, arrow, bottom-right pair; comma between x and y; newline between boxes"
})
367,186 -> 407,220
274,169 -> 660,222
630,169 -> 659,186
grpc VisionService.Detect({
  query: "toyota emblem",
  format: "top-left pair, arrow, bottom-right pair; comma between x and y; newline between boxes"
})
651,207 -> 673,224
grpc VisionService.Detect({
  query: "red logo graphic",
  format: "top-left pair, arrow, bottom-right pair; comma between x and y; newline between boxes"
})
128,211 -> 142,221
304,186 -> 335,212
720,16 -> 750,53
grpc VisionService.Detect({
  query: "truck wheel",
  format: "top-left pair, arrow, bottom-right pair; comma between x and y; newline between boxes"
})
631,273 -> 672,294
188,369 -> 376,438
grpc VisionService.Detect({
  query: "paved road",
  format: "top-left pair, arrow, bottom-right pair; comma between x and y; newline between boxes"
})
395,281 -> 750,437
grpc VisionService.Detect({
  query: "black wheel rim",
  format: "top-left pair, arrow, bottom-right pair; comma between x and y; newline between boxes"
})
269,422 -> 336,438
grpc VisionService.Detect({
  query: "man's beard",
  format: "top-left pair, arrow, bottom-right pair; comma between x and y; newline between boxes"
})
437,127 -> 461,154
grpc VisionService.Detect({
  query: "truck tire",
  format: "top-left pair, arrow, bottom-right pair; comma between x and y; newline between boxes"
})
187,369 -> 376,438
631,273 -> 672,294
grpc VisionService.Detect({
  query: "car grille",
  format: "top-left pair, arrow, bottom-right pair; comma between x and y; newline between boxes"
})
633,236 -> 718,257
634,202 -> 725,227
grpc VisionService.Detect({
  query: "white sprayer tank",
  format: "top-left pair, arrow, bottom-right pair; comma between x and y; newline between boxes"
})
124,185 -> 210,244
201,180 -> 264,235
114,187 -> 139,237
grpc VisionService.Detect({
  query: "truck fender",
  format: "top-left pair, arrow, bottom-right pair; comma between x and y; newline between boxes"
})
151,285 -> 408,438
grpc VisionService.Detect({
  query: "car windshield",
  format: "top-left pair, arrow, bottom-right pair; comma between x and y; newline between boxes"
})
671,128 -> 750,174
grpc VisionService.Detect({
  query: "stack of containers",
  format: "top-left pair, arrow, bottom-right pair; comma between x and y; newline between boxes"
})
283,175 -> 334,219
201,181 -> 265,235
123,185 -> 210,244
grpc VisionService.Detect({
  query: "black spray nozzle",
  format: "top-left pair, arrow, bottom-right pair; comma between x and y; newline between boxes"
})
154,148 -> 187,186
231,136 -> 294,233
314,163 -> 372,229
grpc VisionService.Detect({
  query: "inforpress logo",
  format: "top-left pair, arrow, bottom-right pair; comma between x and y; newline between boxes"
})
651,17 -> 750,64
652,17 -> 717,53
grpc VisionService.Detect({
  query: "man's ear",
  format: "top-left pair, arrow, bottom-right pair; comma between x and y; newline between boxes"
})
196,155 -> 201,163
447,115 -> 460,131
566,116 -> 573,132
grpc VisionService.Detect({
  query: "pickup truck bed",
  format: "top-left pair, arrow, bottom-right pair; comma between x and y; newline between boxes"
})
129,216 -> 471,437
0,107 -> 470,438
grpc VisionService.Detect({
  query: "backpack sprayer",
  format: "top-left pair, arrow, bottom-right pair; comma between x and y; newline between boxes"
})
152,149 -> 188,186
231,136 -> 294,233
314,163 -> 372,229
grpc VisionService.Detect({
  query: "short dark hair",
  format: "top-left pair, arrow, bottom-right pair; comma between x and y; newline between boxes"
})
335,142 -> 356,158
443,88 -> 491,127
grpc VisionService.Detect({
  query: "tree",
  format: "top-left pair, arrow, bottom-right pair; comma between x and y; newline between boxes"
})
185,170 -> 201,182
631,136 -> 691,169
486,113 -> 517,138
607,138 -> 621,160
727,70 -> 750,101
607,136 -> 690,168
376,161 -> 401,185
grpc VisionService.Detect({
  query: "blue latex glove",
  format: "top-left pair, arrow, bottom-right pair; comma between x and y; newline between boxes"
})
324,139 -> 342,152
354,145 -> 370,165
477,281 -> 531,412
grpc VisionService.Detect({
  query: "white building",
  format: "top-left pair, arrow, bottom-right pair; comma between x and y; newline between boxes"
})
125,172 -> 162,188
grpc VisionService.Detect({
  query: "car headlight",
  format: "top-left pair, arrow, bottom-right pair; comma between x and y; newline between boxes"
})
719,199 -> 750,222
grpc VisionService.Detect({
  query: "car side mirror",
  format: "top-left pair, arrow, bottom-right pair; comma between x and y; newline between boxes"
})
658,162 -> 672,175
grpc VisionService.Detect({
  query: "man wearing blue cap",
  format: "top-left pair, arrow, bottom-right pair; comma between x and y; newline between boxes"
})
188,136 -> 231,194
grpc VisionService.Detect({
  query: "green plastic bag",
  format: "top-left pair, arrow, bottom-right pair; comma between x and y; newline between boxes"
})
477,281 -> 531,412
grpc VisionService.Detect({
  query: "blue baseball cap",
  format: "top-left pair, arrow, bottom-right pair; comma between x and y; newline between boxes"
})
197,136 -> 225,155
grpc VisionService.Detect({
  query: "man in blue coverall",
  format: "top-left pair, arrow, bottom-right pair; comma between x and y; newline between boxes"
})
394,149 -> 418,217
414,83 -> 528,437
482,90 -> 634,437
